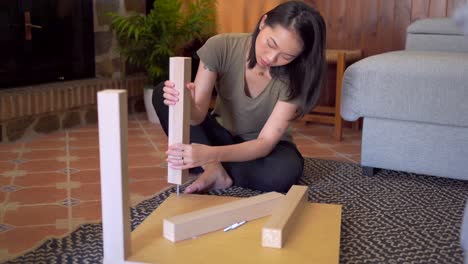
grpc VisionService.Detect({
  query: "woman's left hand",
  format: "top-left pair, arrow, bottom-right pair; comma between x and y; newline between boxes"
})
166,143 -> 214,170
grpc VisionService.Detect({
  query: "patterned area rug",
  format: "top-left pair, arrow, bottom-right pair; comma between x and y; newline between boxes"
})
6,158 -> 468,263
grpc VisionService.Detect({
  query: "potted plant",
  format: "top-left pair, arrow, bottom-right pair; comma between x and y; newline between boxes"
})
109,0 -> 216,123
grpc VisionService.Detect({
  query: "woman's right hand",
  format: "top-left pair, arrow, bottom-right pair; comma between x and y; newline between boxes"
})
162,80 -> 195,106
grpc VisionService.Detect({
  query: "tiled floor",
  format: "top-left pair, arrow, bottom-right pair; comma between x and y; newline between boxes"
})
0,114 -> 361,262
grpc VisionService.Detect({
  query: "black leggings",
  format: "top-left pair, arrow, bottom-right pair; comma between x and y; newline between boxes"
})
152,82 -> 304,193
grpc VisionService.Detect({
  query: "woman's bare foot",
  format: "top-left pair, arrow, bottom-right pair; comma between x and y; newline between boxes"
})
184,163 -> 233,194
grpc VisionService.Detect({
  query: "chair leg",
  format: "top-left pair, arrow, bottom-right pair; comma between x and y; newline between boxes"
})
362,166 -> 375,176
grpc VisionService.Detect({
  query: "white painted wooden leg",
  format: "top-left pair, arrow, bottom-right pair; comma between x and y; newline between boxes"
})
98,90 -> 131,264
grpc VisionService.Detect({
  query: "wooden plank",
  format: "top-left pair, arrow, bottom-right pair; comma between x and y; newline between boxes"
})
168,57 -> 192,185
393,0 -> 412,50
311,106 -> 335,114
376,0 -> 396,53
412,0 -> 430,21
429,0 -> 448,17
360,0 -> 380,56
98,90 -> 131,264
163,192 -> 284,242
327,0 -> 347,49
343,0 -> 362,50
128,193 -> 342,264
262,185 -> 308,248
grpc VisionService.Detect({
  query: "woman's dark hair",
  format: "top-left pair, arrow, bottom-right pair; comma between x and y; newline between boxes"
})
247,1 -> 326,119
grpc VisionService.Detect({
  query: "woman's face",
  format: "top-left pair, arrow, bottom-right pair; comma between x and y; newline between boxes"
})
255,19 -> 303,68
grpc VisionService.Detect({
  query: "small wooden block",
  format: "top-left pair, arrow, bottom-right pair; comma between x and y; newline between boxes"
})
97,90 -> 131,264
163,192 -> 284,242
262,185 -> 308,248
168,57 -> 192,185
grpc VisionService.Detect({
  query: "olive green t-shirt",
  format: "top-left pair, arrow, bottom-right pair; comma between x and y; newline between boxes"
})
197,33 -> 297,142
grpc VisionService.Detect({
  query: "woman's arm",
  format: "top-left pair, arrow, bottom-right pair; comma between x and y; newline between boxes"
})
190,60 -> 217,125
167,100 -> 298,169
213,100 -> 298,161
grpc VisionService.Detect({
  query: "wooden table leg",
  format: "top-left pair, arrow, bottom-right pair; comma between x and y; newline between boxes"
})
334,52 -> 346,141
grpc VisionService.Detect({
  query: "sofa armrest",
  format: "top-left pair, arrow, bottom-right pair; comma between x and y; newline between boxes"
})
340,50 -> 468,127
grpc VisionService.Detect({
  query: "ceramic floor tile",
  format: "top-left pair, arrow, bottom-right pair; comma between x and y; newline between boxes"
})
70,124 -> 98,131
17,160 -> 67,173
4,204 -> 68,226
316,155 -> 357,164
0,143 -> 24,152
72,201 -> 101,222
13,172 -> 67,187
330,144 -> 362,155
0,191 -> 6,204
305,135 -> 350,145
128,145 -> 158,156
70,170 -> 100,184
0,174 -> 12,186
38,131 -> 67,140
129,179 -> 170,198
0,225 -> 68,262
69,147 -> 99,158
297,144 -> 337,158
71,183 -> 101,201
0,162 -> 16,172
129,166 -> 166,181
69,157 -> 100,171
0,152 -> 19,162
68,131 -> 99,139
128,129 -> 148,136
8,187 -> 67,205
128,155 -> 164,168
293,136 -> 318,146
21,149 -> 67,160
69,138 -> 99,148
24,140 -> 65,150
348,154 -> 361,163
127,122 -> 141,129
127,136 -> 151,146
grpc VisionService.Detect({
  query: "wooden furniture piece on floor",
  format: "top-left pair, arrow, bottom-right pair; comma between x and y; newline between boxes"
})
129,194 -> 342,264
163,191 -> 284,242
168,57 -> 192,185
262,185 -> 308,248
303,49 -> 362,141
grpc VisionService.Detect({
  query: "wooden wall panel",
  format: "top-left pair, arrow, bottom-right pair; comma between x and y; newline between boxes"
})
309,0 -> 467,56
216,0 -> 466,56
429,0 -> 448,17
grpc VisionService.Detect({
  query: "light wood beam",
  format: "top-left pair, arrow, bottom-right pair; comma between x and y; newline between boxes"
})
163,192 -> 284,242
262,185 -> 308,248
168,57 -> 192,185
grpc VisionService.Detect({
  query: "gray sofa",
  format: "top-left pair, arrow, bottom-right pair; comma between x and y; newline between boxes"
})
340,18 -> 468,180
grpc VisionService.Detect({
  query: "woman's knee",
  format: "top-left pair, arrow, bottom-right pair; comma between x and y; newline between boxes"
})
227,153 -> 303,193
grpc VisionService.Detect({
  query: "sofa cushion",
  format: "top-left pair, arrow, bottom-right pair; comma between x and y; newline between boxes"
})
341,50 -> 468,127
406,18 -> 468,52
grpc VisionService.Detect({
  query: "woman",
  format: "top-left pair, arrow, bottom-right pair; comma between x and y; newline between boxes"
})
153,1 -> 326,193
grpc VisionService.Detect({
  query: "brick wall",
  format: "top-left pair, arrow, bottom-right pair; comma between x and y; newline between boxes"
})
0,75 -> 147,142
